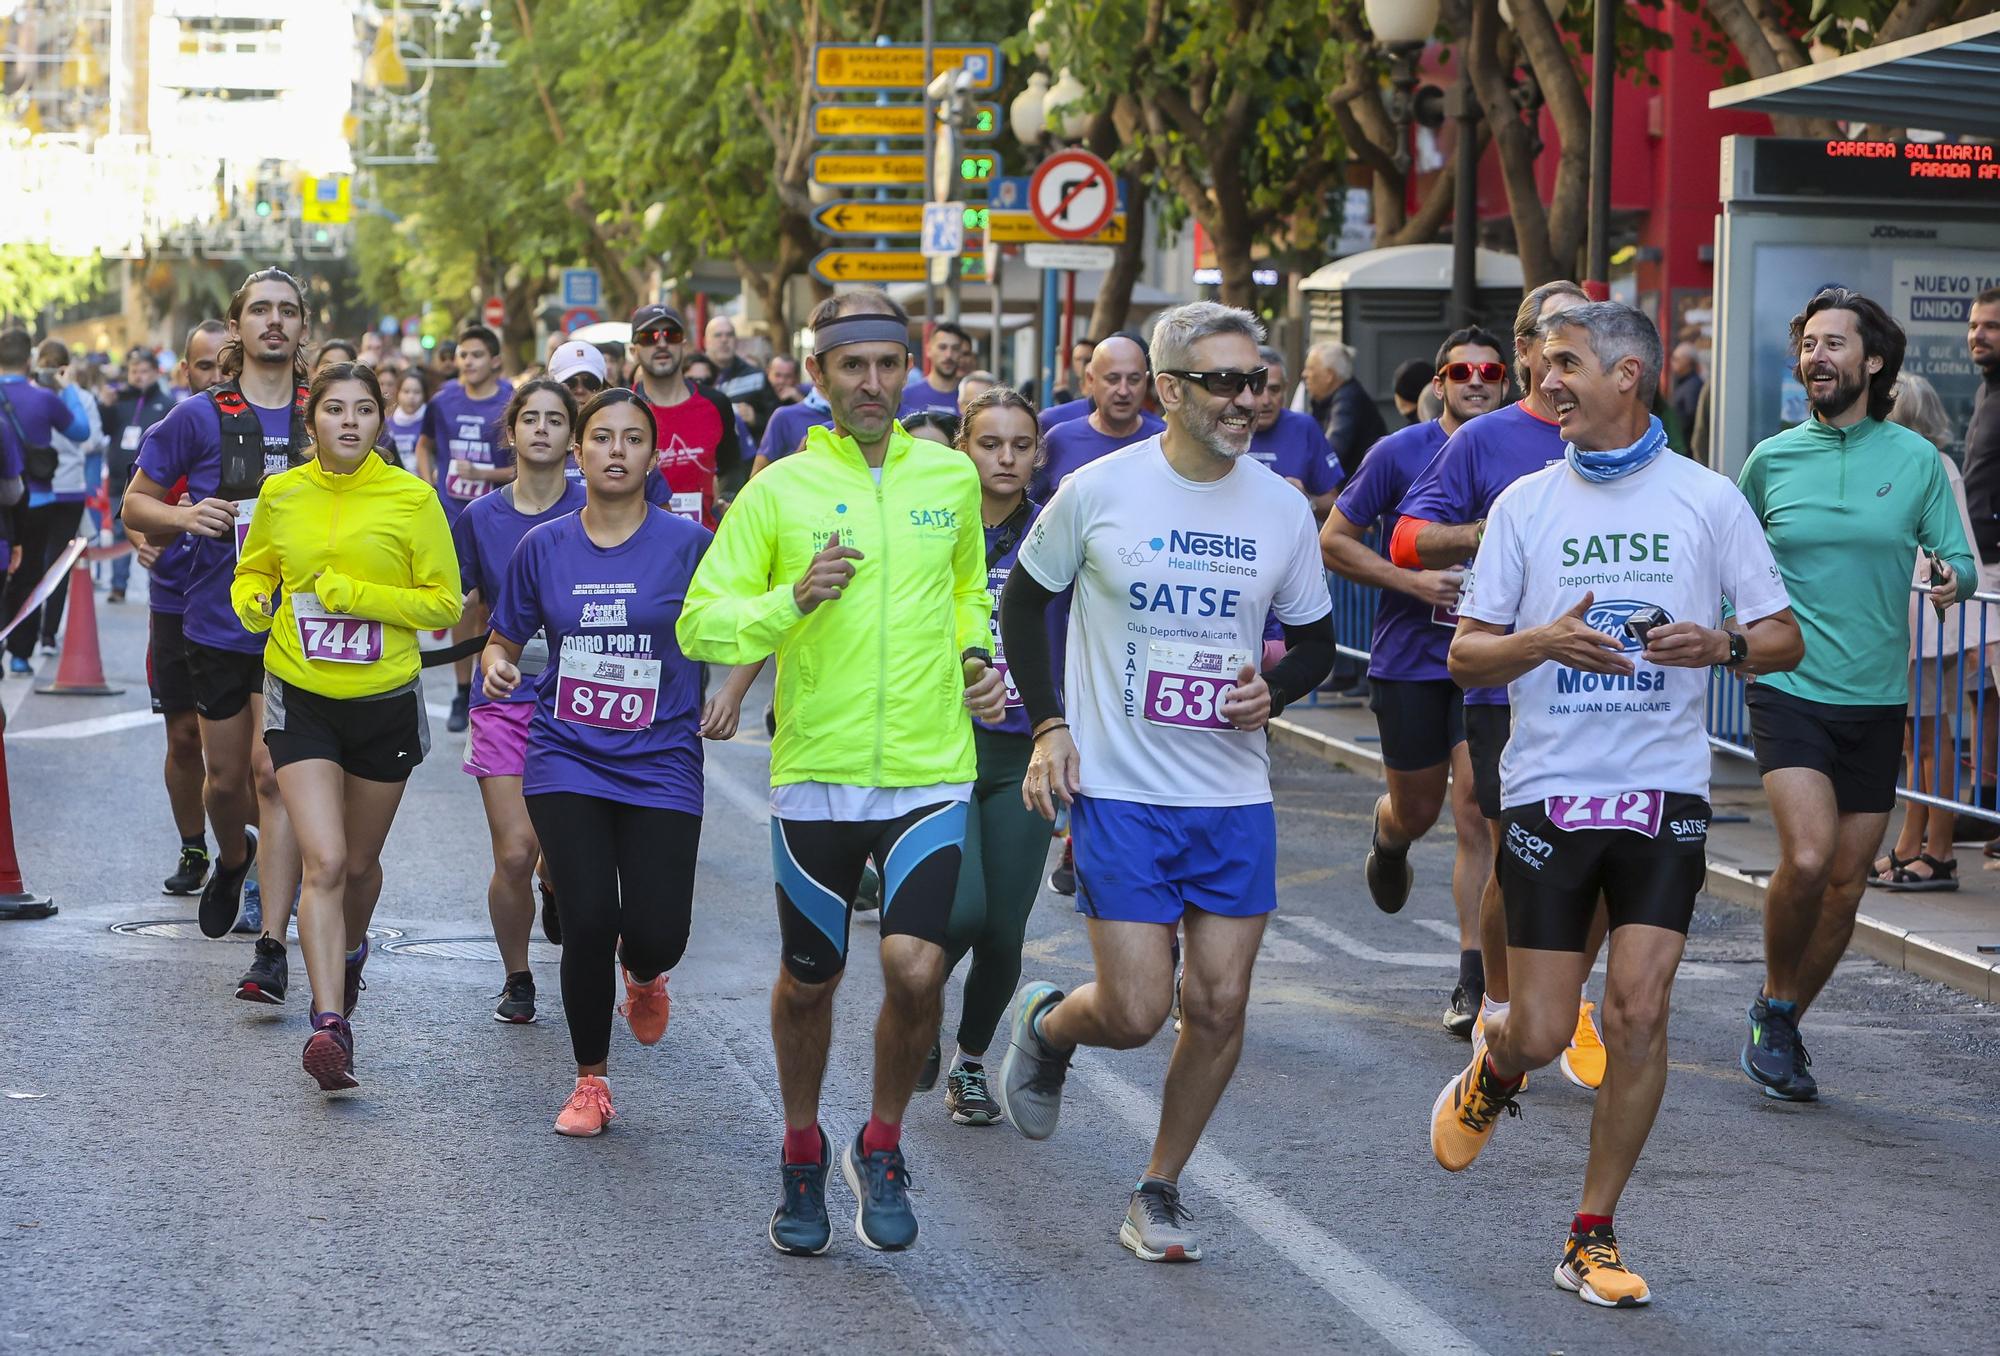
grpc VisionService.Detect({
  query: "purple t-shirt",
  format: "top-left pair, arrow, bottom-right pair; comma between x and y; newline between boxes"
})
756,402 -> 835,463
981,503 -> 1042,739
1396,401 -> 1567,704
452,479 -> 587,708
1334,419 -> 1451,682
491,509 -> 712,813
1248,409 -> 1341,497
421,379 -> 514,518
1030,412 -> 1166,502
899,378 -> 959,420
135,394 -> 295,653
1037,397 -> 1092,433
386,408 -> 424,466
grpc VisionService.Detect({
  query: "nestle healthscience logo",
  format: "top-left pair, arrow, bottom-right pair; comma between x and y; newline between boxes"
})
579,600 -> 628,628
1168,529 -> 1256,562
1584,598 -> 1670,653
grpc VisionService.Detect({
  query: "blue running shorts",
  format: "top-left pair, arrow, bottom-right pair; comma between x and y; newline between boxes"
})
1069,795 -> 1277,925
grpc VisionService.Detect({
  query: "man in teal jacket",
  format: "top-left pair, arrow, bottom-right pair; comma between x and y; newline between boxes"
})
680,291 -> 1006,1257
1736,287 -> 1973,1102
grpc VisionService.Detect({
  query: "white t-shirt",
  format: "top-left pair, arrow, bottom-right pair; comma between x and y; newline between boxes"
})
1017,436 -> 1330,807
1459,451 -> 1790,809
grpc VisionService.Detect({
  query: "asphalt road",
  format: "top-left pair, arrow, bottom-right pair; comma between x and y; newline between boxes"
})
3,586 -> 1996,1354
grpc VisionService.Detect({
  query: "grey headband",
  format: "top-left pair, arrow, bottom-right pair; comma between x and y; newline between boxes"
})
812,314 -> 910,359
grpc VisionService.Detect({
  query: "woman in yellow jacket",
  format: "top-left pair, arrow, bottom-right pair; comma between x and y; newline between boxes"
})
232,361 -> 463,1092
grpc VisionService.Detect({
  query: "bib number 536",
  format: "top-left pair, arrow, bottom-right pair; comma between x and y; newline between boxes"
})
1146,672 -> 1231,726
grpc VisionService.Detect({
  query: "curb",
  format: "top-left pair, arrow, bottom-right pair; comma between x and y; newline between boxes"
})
1272,716 -> 2000,1004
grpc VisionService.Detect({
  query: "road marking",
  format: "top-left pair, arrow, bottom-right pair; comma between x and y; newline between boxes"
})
1278,914 -> 1454,968
9,708 -> 156,740
1072,1053 -> 1490,1356
1394,917 -> 1730,981
2,672 -> 37,723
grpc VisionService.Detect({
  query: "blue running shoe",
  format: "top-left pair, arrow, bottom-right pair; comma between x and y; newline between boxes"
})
8,656 -> 30,676
841,1129 -> 918,1251
233,878 -> 263,934
1741,993 -> 1816,1101
769,1127 -> 833,1256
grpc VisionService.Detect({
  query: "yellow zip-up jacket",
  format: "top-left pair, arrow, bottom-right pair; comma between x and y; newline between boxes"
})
678,422 -> 990,788
232,452 -> 463,699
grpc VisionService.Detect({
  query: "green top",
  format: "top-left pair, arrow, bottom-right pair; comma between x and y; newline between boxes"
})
1738,415 -> 1974,707
676,421 -> 991,788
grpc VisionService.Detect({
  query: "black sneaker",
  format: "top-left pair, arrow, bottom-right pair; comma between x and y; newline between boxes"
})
841,1129 -> 918,1251
447,691 -> 469,733
1049,839 -> 1076,896
539,879 -> 562,945
1442,983 -> 1479,1039
197,829 -> 257,939
342,936 -> 370,1019
1741,993 -> 1817,1101
163,845 -> 209,896
494,971 -> 536,1024
945,1063 -> 1001,1126
769,1127 -> 833,1256
235,936 -> 288,1004
1365,798 -> 1411,914
915,1035 -> 942,1092
852,861 -> 882,915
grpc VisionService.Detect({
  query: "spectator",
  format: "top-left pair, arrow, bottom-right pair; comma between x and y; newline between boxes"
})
32,341 -> 106,651
1669,342 -> 1704,435
428,338 -> 458,385
1301,341 -> 1388,479
1960,287 -> 2000,569
0,332 -> 91,670
102,345 -> 177,603
358,331 -> 387,367
703,314 -> 776,446
958,369 -> 999,413
1053,336 -> 1095,405
1392,358 -> 1432,425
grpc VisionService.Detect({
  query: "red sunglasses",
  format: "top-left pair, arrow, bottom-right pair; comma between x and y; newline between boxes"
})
1439,361 -> 1506,384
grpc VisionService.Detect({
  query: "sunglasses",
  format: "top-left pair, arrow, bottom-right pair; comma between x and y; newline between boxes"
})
1162,367 -> 1268,397
564,374 -> 605,393
635,326 -> 684,346
1439,361 -> 1507,384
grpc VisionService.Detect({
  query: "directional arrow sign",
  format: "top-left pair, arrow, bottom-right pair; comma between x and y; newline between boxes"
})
812,43 -> 1000,91
987,211 -> 1126,245
813,201 -> 925,237
812,102 -> 1000,140
813,250 -> 983,285
810,152 -> 999,189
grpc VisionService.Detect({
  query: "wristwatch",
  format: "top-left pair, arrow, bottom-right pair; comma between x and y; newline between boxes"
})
1724,632 -> 1749,668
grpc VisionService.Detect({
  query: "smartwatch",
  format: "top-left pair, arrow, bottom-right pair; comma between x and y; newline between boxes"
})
1725,632 -> 1749,668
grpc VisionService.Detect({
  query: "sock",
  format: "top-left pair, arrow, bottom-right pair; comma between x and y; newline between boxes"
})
1481,994 -> 1510,1023
345,943 -> 365,962
1459,950 -> 1484,994
456,681 -> 470,700
1572,1212 -> 1613,1236
862,1115 -> 901,1155
782,1123 -> 823,1166
1137,1172 -> 1176,1192
181,833 -> 207,854
954,1047 -> 984,1071
1766,997 -> 1799,1018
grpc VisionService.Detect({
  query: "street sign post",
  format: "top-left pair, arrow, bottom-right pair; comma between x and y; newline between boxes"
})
809,152 -> 999,189
812,102 -> 1000,140
812,44 -> 999,91
812,201 -> 925,236
921,203 -> 967,259
560,268 -> 601,308
1029,149 -> 1118,241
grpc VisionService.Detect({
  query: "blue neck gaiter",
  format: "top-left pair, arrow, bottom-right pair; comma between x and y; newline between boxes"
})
1566,414 -> 1668,484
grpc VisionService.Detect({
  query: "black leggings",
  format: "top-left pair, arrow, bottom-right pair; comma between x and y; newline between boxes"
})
4,500 -> 84,660
524,793 -> 701,1067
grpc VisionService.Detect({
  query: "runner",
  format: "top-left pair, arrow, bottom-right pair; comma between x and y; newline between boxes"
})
1030,335 -> 1163,501
748,389 -> 833,478
453,379 -> 586,1024
548,340 -> 607,404
1249,345 -> 1342,517
483,388 -> 754,1133
383,369 -> 427,470
627,303 -> 742,529
103,345 -> 177,605
1321,325 -> 1508,1034
415,324 -> 515,733
993,301 -> 1336,1263
702,313 -> 776,458
678,291 -> 1005,1255
123,269 -> 310,1003
230,362 -> 461,1090
1429,301 -> 1802,1307
1391,280 -> 1611,1088
1736,287 -> 1973,1102
900,322 -> 971,419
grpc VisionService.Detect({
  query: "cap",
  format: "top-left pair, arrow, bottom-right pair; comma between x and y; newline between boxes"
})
548,341 -> 607,385
629,303 -> 688,336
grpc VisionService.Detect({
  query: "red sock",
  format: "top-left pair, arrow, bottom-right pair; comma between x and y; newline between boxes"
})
862,1115 -> 901,1155
1572,1212 -> 1613,1236
782,1123 -> 823,1166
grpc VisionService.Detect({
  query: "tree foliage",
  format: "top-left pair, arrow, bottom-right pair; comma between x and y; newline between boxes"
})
0,246 -> 109,326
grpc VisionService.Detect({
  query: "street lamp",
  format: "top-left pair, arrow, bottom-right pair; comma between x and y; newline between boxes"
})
1367,0 -> 1440,171
1010,72 -> 1051,146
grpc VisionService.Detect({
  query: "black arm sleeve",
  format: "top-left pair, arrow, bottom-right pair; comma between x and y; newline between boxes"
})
1263,614 -> 1337,716
999,567 -> 1063,729
704,387 -> 744,477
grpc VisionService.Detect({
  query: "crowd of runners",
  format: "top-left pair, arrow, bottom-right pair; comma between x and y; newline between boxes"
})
12,261 -> 1994,1309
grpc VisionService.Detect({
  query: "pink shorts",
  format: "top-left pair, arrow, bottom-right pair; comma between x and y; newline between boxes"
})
462,699 -> 533,778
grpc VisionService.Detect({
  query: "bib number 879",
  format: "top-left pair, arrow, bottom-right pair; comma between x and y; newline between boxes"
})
568,683 -> 646,726
1146,673 -> 1232,728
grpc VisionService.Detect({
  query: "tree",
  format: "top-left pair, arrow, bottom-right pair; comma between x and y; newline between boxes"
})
0,247 -> 109,328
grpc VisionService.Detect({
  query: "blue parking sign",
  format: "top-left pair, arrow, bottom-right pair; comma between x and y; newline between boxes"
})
562,269 -> 601,309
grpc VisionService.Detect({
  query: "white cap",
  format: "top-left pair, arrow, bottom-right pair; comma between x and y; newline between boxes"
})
549,340 -> 608,385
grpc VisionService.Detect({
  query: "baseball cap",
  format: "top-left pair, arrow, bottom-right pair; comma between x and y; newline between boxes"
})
629,303 -> 688,337
548,341 -> 607,385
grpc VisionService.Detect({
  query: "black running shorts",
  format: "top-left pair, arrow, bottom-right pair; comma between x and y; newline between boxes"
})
1368,677 -> 1467,772
263,676 -> 429,783
147,610 -> 196,716
1745,684 -> 1903,816
1497,793 -> 1710,952
771,801 -> 965,983
183,640 -> 264,722
1463,701 -> 1511,819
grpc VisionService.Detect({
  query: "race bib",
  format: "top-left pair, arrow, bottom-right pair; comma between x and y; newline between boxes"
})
292,594 -> 384,665
1143,641 -> 1250,731
1545,790 -> 1664,837
446,457 -> 495,502
120,423 -> 143,452
555,649 -> 660,731
233,500 -> 256,557
668,491 -> 704,523
1431,602 -> 1462,628
992,645 -> 1022,710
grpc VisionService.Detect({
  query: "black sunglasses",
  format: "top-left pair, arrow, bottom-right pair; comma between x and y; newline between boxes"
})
1162,367 -> 1269,397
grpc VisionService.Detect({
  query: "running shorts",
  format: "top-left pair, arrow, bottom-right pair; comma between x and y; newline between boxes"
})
462,699 -> 532,779
1497,793 -> 1710,951
1070,794 -> 1278,925
771,801 -> 966,983
1745,684 -> 1903,815
183,640 -> 265,722
263,676 -> 430,783
147,609 -> 196,716
1368,677 -> 1467,772
1464,701 -> 1511,820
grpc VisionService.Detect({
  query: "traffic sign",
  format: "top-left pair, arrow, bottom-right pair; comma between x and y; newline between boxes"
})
810,250 -> 980,285
561,268 -> 600,308
1030,149 -> 1117,241
987,211 -> 1126,245
560,306 -> 600,332
298,174 -> 351,226
812,102 -> 1000,140
922,203 -> 966,259
810,152 -> 1000,189
812,44 -> 1000,91
1023,243 -> 1117,271
990,175 -> 1126,215
481,297 -> 505,327
813,201 -> 925,236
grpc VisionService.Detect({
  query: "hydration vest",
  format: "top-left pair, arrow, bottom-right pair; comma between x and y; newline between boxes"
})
208,380 -> 309,501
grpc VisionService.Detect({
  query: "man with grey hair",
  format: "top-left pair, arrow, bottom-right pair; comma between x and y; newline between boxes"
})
1431,300 -> 1803,1307
956,369 -> 999,413
1300,339 -> 1387,479
992,300 -> 1337,1264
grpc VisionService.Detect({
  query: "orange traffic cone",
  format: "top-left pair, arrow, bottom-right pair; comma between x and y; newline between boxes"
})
0,709 -> 56,920
34,561 -> 124,696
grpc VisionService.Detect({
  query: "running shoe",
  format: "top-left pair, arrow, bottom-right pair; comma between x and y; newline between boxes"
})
1442,984 -> 1478,1039
494,971 -> 536,1024
945,1063 -> 1000,1126
554,1074 -> 614,1137
235,936 -> 288,1005
1120,1181 -> 1202,1263
1364,797 -> 1412,914
106,588 -> 125,605
538,879 -> 561,945
620,969 -> 670,1045
852,861 -> 881,915
7,656 -> 29,676
915,1036 -> 942,1092
342,937 -> 369,1019
1171,961 -> 1184,1034
1559,1000 -> 1606,1090
1555,1224 -> 1651,1307
769,1127 -> 832,1256
446,690 -> 469,733
1741,993 -> 1817,1101
233,878 -> 262,935
163,845 -> 209,896
302,1013 -> 357,1091
841,1129 -> 918,1251
196,828 -> 257,939
996,981 -> 1071,1140
1429,1052 -> 1523,1172
1048,839 -> 1076,896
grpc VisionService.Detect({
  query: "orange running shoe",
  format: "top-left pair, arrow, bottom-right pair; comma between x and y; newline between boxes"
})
620,969 -> 670,1045
1430,1052 -> 1524,1171
1559,1000 -> 1606,1090
554,1074 -> 614,1137
1556,1224 -> 1652,1307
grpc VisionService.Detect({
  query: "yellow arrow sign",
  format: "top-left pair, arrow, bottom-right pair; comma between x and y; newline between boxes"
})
814,201 -> 926,236
811,250 -> 981,284
987,211 -> 1126,245
813,102 -> 1001,139
813,44 -> 999,91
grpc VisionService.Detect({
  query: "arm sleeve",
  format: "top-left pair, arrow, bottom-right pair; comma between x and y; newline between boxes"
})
1263,614 -> 1336,714
998,566 -> 1062,727
1917,454 -> 1978,602
951,472 -> 994,656
229,496 -> 281,634
1388,515 -> 1432,569
315,492 -> 464,629
675,477 -> 807,664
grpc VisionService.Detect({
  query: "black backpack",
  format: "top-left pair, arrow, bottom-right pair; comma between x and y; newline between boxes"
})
207,380 -> 309,501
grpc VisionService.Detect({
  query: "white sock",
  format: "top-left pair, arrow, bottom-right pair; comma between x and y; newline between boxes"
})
1481,995 -> 1510,1022
955,1047 -> 985,1069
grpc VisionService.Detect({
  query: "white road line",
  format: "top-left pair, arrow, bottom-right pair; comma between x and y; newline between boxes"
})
1277,914 -> 1455,968
9,708 -> 157,740
1072,1053 -> 1490,1356
2,673 -> 36,723
1410,918 -> 1463,945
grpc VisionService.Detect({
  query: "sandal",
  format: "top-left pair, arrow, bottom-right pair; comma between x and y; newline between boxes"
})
1868,849 -> 1915,881
1880,853 -> 1960,893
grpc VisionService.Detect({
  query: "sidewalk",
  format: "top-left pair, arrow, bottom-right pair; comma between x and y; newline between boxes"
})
1271,693 -> 2000,1004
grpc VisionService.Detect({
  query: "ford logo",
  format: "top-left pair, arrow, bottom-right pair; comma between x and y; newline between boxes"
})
1584,598 -> 1671,652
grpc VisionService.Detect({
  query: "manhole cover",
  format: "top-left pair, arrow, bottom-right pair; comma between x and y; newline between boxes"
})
378,935 -> 559,963
110,918 -> 405,944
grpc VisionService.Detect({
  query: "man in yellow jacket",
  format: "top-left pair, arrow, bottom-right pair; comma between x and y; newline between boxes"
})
680,292 -> 1006,1257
